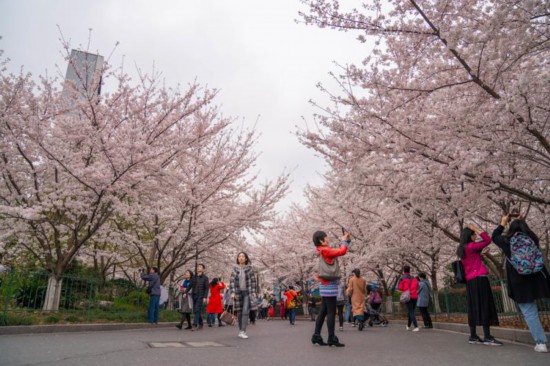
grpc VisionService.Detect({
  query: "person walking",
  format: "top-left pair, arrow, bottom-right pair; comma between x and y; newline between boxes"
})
269,293 -> 277,320
140,266 -> 161,324
398,265 -> 420,332
223,286 -> 233,313
280,291 -> 287,320
308,294 -> 317,321
344,285 -> 353,326
347,269 -> 367,331
184,263 -> 209,331
417,273 -> 433,329
311,230 -> 350,347
457,223 -> 502,345
284,286 -> 299,325
336,280 -> 346,331
176,270 -> 194,330
492,214 -> 550,353
260,295 -> 270,320
230,252 -> 258,339
206,277 -> 226,327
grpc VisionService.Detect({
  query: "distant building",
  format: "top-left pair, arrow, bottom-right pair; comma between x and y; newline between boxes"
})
63,50 -> 104,100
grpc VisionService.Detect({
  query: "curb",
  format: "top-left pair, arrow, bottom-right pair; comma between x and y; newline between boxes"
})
0,322 -> 175,335
391,319 -> 549,346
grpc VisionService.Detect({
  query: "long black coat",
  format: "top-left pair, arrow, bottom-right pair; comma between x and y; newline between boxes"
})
492,225 -> 550,303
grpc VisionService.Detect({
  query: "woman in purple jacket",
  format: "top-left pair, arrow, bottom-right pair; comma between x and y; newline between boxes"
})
457,224 -> 502,346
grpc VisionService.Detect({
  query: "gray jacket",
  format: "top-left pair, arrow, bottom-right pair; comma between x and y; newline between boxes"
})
141,273 -> 161,296
417,280 -> 431,307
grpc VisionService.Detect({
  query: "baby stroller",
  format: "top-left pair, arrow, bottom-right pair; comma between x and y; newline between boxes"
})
365,303 -> 389,327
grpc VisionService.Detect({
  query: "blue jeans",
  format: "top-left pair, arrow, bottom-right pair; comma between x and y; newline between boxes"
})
344,302 -> 351,322
288,308 -> 296,324
518,302 -> 548,344
193,297 -> 205,326
237,292 -> 250,332
147,295 -> 160,323
206,312 -> 216,326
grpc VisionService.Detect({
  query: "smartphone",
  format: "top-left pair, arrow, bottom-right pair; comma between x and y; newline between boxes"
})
509,209 -> 520,218
341,227 -> 346,235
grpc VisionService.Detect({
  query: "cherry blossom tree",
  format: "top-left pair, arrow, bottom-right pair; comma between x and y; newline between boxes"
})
0,45 -> 288,310
294,0 -> 549,285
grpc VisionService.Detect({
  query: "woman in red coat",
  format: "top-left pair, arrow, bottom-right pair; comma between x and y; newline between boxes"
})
206,278 -> 226,327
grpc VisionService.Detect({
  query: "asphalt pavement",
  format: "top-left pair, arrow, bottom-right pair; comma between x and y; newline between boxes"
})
0,319 -> 548,366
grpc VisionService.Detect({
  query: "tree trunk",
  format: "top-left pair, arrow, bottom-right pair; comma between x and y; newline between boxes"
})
430,273 -> 441,313
166,270 -> 175,311
43,275 -> 63,311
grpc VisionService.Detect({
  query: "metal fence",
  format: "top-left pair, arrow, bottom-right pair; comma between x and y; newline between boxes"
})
0,268 -> 183,325
384,279 -> 550,332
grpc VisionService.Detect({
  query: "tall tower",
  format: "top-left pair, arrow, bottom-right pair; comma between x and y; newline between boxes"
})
62,50 -> 104,100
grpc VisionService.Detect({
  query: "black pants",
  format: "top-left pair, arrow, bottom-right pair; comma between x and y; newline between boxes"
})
418,306 -> 432,327
405,298 -> 418,328
337,304 -> 344,327
314,297 -> 337,337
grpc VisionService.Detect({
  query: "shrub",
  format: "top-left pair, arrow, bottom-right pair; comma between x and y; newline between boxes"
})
65,315 -> 80,323
14,272 -> 48,309
0,314 -> 34,326
45,314 -> 60,324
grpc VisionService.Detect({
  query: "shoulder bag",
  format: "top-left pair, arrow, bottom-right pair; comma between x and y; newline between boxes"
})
318,255 -> 341,281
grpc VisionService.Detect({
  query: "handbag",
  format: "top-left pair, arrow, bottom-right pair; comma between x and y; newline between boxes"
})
318,255 -> 341,281
146,287 -> 152,295
220,309 -> 237,326
399,277 -> 411,303
451,260 -> 467,284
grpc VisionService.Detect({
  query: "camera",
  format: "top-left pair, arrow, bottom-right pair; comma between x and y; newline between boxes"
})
509,209 -> 520,218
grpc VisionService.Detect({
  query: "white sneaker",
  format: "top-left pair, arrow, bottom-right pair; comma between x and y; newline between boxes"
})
238,331 -> 249,339
412,327 -> 420,332
406,326 -> 410,331
534,344 -> 548,353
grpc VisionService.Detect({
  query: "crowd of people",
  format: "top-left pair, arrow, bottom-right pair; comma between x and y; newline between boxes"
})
139,213 -> 549,353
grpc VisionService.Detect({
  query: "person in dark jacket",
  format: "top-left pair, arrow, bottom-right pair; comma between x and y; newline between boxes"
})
417,273 -> 432,328
492,214 -> 550,353
141,266 -> 161,324
185,263 -> 209,331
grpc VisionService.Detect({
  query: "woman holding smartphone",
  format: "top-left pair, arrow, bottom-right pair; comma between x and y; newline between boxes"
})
311,229 -> 350,347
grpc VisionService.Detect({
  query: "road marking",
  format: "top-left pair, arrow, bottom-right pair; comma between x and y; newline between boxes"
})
148,342 -> 186,348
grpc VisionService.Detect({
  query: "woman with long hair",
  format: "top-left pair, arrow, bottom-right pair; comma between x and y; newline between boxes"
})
347,268 -> 367,331
206,277 -> 226,327
229,251 -> 258,339
492,214 -> 549,353
311,230 -> 350,347
458,223 -> 502,346
176,270 -> 194,330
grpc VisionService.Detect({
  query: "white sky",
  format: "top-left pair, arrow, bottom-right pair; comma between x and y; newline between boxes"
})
0,0 -> 368,213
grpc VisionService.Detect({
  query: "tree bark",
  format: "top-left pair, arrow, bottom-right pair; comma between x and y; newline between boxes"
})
43,275 -> 63,311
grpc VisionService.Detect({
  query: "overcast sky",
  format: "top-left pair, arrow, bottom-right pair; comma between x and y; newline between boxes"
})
0,0 -> 367,213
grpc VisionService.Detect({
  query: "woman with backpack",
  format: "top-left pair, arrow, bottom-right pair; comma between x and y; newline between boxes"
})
492,214 -> 550,353
457,223 -> 502,346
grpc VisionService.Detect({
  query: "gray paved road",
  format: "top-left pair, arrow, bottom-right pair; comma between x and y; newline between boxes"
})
0,320 -> 548,366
